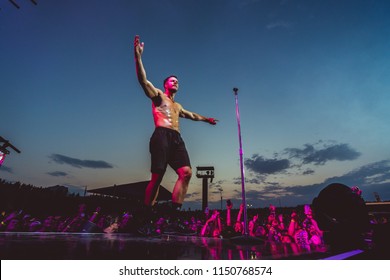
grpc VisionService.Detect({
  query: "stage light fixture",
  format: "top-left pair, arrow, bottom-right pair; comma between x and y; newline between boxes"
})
0,152 -> 5,166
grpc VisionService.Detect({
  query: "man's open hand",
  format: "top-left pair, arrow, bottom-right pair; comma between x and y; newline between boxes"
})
207,118 -> 218,125
134,35 -> 144,57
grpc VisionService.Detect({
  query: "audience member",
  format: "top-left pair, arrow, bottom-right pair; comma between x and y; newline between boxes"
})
201,210 -> 222,237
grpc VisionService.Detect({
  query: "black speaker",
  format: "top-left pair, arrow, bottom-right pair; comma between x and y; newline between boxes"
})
312,183 -> 369,251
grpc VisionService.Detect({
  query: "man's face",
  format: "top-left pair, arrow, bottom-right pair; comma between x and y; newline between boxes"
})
165,77 -> 179,92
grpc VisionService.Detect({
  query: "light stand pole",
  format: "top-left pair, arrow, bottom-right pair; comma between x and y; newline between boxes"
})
230,88 -> 263,245
233,87 -> 249,236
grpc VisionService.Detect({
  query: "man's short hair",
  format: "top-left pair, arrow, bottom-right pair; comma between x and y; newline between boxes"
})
163,75 -> 178,87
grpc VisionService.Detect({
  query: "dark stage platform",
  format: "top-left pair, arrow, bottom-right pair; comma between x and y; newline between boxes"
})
0,232 -> 339,260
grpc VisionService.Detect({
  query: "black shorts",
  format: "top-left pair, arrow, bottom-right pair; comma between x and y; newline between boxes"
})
149,127 -> 191,174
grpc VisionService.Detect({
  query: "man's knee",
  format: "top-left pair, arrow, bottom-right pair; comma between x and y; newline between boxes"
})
178,166 -> 192,181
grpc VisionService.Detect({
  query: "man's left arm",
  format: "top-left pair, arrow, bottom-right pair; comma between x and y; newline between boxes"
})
180,107 -> 218,125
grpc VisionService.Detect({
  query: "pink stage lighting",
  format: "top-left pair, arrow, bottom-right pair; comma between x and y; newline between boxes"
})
0,152 -> 5,166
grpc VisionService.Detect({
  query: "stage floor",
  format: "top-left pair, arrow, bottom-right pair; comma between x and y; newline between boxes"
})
1,232 -> 335,260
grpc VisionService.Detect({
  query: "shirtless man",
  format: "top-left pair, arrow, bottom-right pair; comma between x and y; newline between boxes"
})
134,35 -> 217,212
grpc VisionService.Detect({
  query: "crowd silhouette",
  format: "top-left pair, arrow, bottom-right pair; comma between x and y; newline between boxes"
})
1,179 -> 388,257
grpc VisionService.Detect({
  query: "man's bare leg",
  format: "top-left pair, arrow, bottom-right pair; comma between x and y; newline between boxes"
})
171,166 -> 192,209
159,166 -> 196,234
145,173 -> 164,206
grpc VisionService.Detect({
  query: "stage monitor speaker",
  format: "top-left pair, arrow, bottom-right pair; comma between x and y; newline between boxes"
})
312,183 -> 369,251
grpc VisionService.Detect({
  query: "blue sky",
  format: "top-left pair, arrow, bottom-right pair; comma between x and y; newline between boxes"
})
1,0 -> 390,210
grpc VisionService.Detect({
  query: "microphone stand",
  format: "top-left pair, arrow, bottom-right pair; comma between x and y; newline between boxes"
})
230,88 -> 263,245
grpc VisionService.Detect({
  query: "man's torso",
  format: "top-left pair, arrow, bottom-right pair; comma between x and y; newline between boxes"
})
152,92 -> 182,132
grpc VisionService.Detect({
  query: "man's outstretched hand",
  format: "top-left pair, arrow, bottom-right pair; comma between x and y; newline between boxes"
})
207,118 -> 218,125
134,35 -> 144,57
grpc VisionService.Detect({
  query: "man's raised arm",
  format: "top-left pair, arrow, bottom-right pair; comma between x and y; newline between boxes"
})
134,35 -> 159,99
